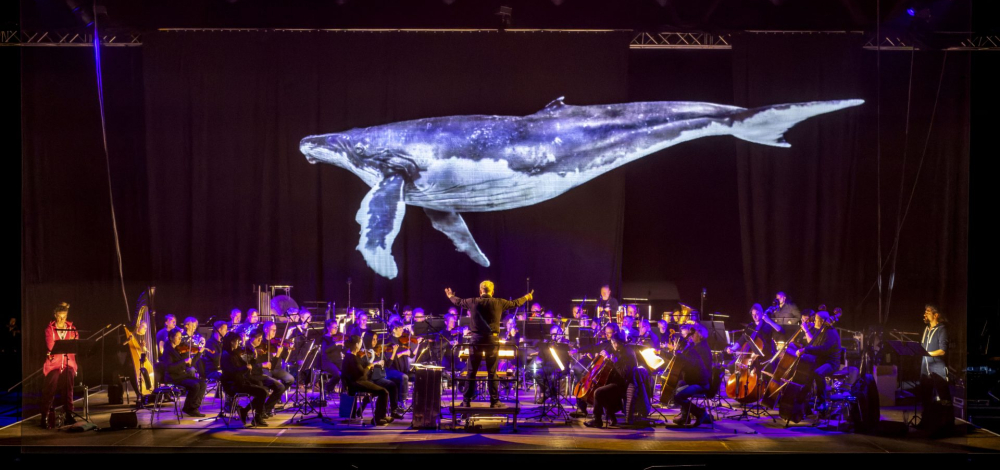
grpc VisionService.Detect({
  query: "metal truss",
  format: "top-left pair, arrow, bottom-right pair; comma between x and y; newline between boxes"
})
0,29 -> 142,47
2,29 -> 995,51
630,32 -> 732,50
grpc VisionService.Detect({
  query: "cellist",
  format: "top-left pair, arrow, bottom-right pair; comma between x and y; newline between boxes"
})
584,326 -> 639,428
570,322 -> 618,419
670,323 -> 714,427
793,310 -> 841,412
726,303 -> 781,361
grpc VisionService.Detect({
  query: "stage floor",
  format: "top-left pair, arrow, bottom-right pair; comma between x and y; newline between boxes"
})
2,389 -> 999,457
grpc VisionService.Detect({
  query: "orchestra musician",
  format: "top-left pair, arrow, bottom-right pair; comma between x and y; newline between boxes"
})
229,308 -> 242,331
180,317 -> 205,378
774,291 -> 801,321
285,310 -> 313,371
220,332 -> 269,427
318,319 -> 344,391
793,310 -> 841,412
635,319 -> 661,350
384,320 -> 413,412
202,321 -> 229,382
670,323 -> 714,427
347,311 -> 369,338
919,305 -> 951,421
620,314 -> 636,343
595,285 -> 619,324
259,321 -> 296,388
792,310 -> 817,348
155,313 -> 177,356
341,335 -> 393,426
439,312 -> 467,375
584,327 -> 639,428
446,280 -> 533,408
570,323 -> 618,419
360,332 -> 405,420
529,303 -> 543,318
159,328 -> 207,417
726,303 -> 781,360
41,302 -> 78,428
246,328 -> 285,418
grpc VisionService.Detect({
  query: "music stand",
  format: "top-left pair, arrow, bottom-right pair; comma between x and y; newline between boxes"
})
700,321 -> 729,351
50,339 -> 97,423
883,340 -> 930,427
529,342 -> 572,423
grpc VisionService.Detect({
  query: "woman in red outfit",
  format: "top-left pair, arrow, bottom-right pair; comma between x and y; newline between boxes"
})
41,302 -> 78,428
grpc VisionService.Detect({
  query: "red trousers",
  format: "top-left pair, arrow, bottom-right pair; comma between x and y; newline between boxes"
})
41,369 -> 75,414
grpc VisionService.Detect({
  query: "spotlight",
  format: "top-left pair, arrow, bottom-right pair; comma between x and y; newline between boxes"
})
907,8 -> 916,16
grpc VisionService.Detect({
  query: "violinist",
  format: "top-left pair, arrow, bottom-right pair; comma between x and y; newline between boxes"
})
584,327 -> 639,428
384,320 -> 413,411
409,308 -> 437,364
181,317 -> 205,378
620,314 -> 637,343
671,323 -> 714,427
159,328 -> 207,417
259,321 -> 296,389
220,332 -> 269,427
656,319 -> 672,349
726,303 -> 781,360
347,312 -> 369,338
238,309 -> 261,340
360,332 -> 405,419
319,319 -> 344,391
202,321 -> 229,382
155,313 -> 177,357
41,302 -> 79,428
286,310 -> 313,369
246,328 -> 285,417
341,335 -> 392,426
793,310 -> 841,412
529,303 -> 543,318
401,307 -> 414,329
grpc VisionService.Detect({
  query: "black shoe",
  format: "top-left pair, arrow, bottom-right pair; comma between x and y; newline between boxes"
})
371,417 -> 390,426
391,410 -> 405,420
460,400 -> 471,408
691,408 -> 713,427
184,409 -> 206,418
569,411 -> 587,419
63,414 -> 77,426
490,401 -> 506,409
253,417 -> 269,427
584,419 -> 604,428
608,415 -> 618,427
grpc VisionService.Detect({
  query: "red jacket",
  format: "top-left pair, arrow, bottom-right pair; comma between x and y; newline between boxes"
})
43,320 -> 78,375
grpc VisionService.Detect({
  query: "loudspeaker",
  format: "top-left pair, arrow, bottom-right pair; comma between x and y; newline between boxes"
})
107,384 -> 124,405
109,411 -> 139,429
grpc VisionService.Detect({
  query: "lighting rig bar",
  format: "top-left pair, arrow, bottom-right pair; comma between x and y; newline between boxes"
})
1,29 -> 996,51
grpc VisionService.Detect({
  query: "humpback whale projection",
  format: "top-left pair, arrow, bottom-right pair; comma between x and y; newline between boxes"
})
300,98 -> 864,279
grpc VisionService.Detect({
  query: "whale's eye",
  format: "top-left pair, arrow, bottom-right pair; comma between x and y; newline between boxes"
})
354,143 -> 368,156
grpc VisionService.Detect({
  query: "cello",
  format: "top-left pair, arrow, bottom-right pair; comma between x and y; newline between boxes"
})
761,328 -> 804,409
773,323 -> 830,423
724,317 -> 766,404
573,355 -> 618,406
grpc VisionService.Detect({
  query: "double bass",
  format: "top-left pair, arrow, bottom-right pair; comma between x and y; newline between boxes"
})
773,323 -> 830,423
725,318 -> 766,404
658,337 -> 686,405
123,292 -> 155,405
761,328 -> 804,409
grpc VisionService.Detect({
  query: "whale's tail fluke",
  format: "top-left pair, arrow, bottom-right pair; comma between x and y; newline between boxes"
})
729,99 -> 864,148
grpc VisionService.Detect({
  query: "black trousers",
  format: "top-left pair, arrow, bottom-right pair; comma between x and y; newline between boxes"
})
266,367 -> 295,387
321,364 -> 342,393
372,377 -> 399,411
252,374 -> 285,412
350,380 -> 389,420
592,382 -> 625,420
385,368 -> 409,406
174,377 -> 207,412
465,335 -> 500,402
799,354 -> 837,403
225,382 -> 269,417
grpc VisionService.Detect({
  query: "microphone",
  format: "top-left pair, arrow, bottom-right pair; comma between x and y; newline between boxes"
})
702,288 -> 707,297
347,277 -> 352,286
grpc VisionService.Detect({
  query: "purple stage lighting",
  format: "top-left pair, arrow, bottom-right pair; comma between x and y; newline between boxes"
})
907,8 -> 916,16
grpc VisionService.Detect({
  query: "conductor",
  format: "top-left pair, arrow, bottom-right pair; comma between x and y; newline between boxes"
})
446,281 -> 533,408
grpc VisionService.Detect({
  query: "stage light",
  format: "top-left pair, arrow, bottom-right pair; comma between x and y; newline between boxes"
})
907,8 -> 916,16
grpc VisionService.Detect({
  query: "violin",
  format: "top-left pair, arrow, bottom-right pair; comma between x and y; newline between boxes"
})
397,331 -> 421,350
176,334 -> 205,355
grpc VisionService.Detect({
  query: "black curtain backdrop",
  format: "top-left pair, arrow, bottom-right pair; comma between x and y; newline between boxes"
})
19,32 -> 987,408
141,31 -> 630,318
732,34 -> 970,361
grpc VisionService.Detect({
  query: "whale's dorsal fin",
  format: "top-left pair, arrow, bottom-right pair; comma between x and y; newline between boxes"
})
423,209 -> 491,268
541,96 -> 567,112
355,174 -> 407,279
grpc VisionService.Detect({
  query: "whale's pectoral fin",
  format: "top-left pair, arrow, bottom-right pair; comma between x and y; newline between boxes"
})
731,99 -> 864,148
356,174 -> 407,279
423,208 -> 491,268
